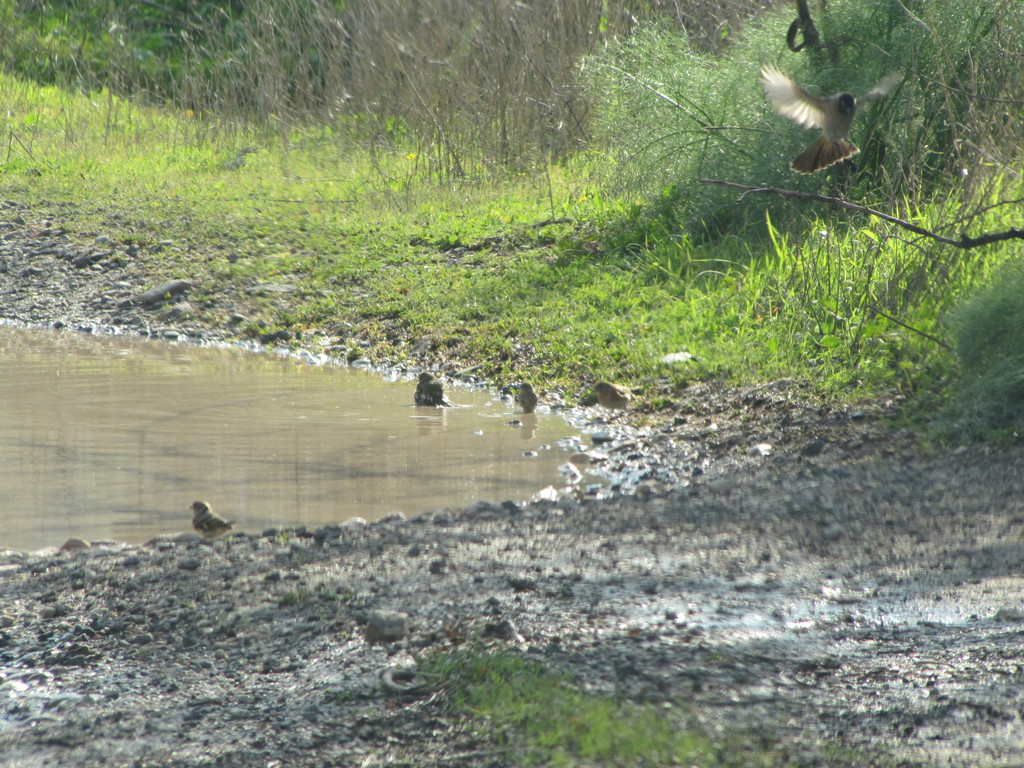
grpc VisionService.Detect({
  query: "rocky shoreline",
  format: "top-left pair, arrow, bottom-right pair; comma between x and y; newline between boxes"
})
4,200 -> 1024,766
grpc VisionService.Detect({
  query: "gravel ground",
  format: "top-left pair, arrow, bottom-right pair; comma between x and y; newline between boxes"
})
3,199 -> 1024,767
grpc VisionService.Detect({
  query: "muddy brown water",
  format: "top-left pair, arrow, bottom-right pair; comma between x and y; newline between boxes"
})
0,325 -> 596,550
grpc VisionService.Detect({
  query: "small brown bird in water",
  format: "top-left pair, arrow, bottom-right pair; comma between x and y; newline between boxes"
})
515,382 -> 538,414
191,500 -> 234,538
761,65 -> 902,173
414,372 -> 452,407
595,381 -> 632,410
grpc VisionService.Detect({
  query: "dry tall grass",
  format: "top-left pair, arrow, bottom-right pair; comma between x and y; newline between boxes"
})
101,0 -> 779,174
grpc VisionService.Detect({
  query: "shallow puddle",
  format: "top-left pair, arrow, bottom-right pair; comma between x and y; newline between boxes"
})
0,325 -> 594,550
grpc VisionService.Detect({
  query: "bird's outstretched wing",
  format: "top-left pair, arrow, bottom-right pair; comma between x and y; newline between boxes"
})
761,65 -> 827,130
862,72 -> 903,102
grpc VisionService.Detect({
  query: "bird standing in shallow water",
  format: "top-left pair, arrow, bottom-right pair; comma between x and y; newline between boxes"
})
414,372 -> 452,407
191,501 -> 234,538
595,381 -> 632,410
761,65 -> 902,174
515,382 -> 538,414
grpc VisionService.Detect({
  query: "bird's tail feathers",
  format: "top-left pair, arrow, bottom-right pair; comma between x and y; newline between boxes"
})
791,136 -> 859,174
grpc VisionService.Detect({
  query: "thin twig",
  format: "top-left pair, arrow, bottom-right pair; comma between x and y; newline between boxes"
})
697,179 -> 1024,249
868,305 -> 954,351
8,130 -> 39,164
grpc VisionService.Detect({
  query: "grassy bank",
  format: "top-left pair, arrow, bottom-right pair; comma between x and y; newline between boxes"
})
1,3 -> 1020,416
2,2 -> 1022,414
2,77 -> 1018,411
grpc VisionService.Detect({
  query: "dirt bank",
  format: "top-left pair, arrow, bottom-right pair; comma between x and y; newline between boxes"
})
3,199 -> 1024,767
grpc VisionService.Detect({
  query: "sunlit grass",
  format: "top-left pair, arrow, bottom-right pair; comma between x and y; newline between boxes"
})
1,67 -> 1020,414
422,648 -> 755,767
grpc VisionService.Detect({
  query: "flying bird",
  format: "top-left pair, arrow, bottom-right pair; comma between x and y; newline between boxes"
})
414,372 -> 452,407
515,382 -> 539,414
191,500 -> 234,538
761,65 -> 901,174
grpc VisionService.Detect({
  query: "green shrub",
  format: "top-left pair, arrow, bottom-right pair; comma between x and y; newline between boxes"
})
942,257 -> 1024,440
582,0 -> 1024,238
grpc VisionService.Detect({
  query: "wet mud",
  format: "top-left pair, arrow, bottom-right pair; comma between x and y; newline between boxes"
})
2,200 -> 1024,766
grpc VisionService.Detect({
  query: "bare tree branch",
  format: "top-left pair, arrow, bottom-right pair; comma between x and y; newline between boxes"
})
697,179 -> 1024,249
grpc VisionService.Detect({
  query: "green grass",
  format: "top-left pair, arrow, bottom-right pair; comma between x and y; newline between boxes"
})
0,70 -> 706,398
421,648 -> 769,767
277,589 -> 311,608
1,1 -> 1023,425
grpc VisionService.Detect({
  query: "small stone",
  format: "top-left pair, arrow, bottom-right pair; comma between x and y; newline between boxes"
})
60,537 -> 91,551
178,557 -> 201,571
136,279 -> 192,307
707,476 -> 737,493
374,512 -> 406,525
73,252 -> 105,269
482,619 -> 525,642
39,604 -> 71,619
507,576 -> 538,592
748,442 -> 772,456
146,532 -> 201,546
463,500 -> 501,518
363,610 -> 409,643
250,283 -> 298,295
995,606 -> 1024,623
558,462 -> 583,483
556,495 -> 578,512
661,350 -> 696,364
380,666 -> 428,694
822,522 -> 844,541
133,633 -> 154,645
313,526 -> 343,545
801,439 -> 827,457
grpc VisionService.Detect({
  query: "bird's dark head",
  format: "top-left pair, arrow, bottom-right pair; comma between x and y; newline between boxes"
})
837,93 -> 856,114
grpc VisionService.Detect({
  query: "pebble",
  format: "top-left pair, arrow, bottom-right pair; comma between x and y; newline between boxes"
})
482,618 -> 524,642
463,500 -> 502,518
994,607 -> 1024,623
507,576 -> 538,592
802,438 -> 827,457
363,610 -> 409,643
822,522 -> 845,541
136,279 -> 192,307
146,532 -> 201,546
